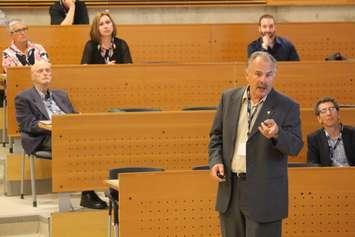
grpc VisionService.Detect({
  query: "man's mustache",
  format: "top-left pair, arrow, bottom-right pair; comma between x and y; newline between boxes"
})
261,32 -> 274,37
256,83 -> 267,89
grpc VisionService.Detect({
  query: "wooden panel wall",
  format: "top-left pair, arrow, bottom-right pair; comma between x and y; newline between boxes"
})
117,168 -> 355,237
51,111 -> 216,192
284,167 -> 355,236
267,0 -> 355,5
51,109 -> 355,192
0,0 -> 266,8
7,61 -> 355,138
1,0 -> 354,8
6,63 -> 237,137
119,171 -> 220,237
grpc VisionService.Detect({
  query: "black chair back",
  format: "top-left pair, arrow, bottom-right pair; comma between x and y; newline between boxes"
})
108,167 -> 164,200
288,162 -> 312,167
108,108 -> 161,112
182,106 -> 216,111
192,165 -> 209,170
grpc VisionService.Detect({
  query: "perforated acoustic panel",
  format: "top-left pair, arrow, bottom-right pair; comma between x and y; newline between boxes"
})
57,63 -> 238,112
122,24 -> 212,63
118,169 -> 355,237
52,111 -> 215,192
284,168 -> 355,237
6,63 -> 237,136
276,22 -> 355,60
119,171 -> 220,237
49,107 -> 355,192
275,61 -> 355,108
7,61 -> 355,137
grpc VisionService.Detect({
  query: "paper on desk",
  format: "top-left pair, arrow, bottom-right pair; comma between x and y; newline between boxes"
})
39,120 -> 52,125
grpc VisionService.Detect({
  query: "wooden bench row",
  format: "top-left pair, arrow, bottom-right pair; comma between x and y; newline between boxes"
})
1,0 -> 353,9
268,0 -> 355,5
1,22 -> 355,70
117,168 -> 355,237
0,0 -> 266,8
6,61 -> 355,138
51,109 -> 355,192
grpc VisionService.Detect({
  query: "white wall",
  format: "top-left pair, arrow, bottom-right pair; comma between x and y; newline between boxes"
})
2,5 -> 355,25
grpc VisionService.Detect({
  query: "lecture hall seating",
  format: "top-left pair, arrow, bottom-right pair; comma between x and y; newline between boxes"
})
50,109 -> 355,192
6,61 -> 355,140
117,168 -> 355,237
1,22 -> 355,71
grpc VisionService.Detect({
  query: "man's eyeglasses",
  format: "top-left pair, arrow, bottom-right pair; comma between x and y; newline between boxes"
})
11,27 -> 28,34
318,106 -> 337,114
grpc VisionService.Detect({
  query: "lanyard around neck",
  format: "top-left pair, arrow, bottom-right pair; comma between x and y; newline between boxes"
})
247,88 -> 261,136
328,136 -> 342,159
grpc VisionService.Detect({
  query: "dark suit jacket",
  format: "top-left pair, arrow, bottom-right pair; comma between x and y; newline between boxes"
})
208,87 -> 303,223
80,37 -> 132,64
15,87 -> 75,154
247,36 -> 300,61
307,126 -> 355,166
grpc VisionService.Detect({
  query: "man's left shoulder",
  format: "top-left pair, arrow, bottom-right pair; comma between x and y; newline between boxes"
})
49,1 -> 61,11
16,87 -> 36,98
271,89 -> 298,107
276,36 -> 295,46
76,1 -> 87,7
248,38 -> 260,46
52,89 -> 68,97
343,125 -> 355,134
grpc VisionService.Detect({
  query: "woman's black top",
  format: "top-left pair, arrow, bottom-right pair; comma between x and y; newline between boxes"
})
81,37 -> 132,64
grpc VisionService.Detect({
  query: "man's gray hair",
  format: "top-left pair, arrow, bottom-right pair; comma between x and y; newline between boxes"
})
247,51 -> 277,73
31,60 -> 51,81
7,19 -> 25,32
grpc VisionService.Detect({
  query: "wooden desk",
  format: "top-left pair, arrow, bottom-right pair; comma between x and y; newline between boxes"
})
117,168 -> 355,237
51,111 -> 216,192
6,61 -> 355,140
50,108 -> 355,192
6,63 -> 237,138
1,22 -> 355,70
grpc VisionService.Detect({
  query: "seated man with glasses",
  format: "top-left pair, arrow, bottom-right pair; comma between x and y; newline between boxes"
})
2,19 -> 49,73
307,96 -> 355,166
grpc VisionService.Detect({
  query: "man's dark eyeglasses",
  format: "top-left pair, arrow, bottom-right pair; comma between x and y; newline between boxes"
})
318,107 -> 337,114
11,27 -> 28,34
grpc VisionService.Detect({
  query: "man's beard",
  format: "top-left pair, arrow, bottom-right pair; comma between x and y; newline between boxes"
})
261,32 -> 275,39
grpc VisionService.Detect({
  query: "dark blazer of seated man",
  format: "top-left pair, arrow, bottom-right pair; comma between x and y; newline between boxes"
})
307,96 -> 355,166
15,60 -> 107,209
15,63 -> 74,154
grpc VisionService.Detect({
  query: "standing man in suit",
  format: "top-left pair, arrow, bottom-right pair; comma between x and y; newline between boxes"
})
307,97 -> 355,166
15,60 -> 108,209
247,14 -> 300,61
208,51 -> 303,237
